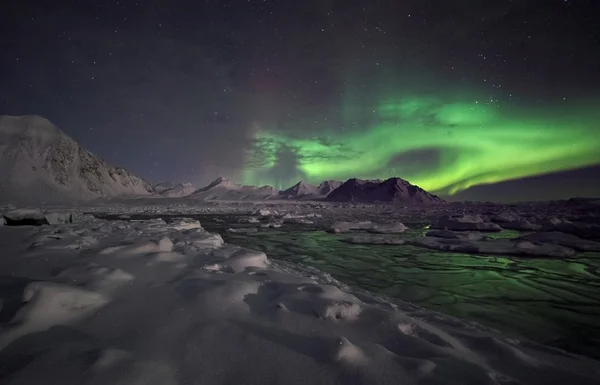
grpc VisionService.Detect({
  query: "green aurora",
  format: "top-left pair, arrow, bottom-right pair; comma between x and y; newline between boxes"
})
242,96 -> 600,195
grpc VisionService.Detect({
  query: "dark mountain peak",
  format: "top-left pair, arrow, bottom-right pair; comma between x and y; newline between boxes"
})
280,180 -> 319,196
327,177 -> 445,205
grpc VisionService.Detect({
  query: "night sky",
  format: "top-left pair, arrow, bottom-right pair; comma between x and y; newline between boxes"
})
2,0 -> 599,201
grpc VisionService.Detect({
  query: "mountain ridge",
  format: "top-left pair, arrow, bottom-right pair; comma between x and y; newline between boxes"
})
188,177 -> 280,200
279,180 -> 319,197
181,176 -> 442,204
158,182 -> 197,198
0,115 -> 155,203
326,177 -> 445,205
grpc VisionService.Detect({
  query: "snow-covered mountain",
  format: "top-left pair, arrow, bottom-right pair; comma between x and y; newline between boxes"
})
159,182 -> 197,198
182,177 -> 443,203
278,180 -> 344,199
317,180 -> 343,196
200,176 -> 241,191
256,185 -> 279,195
154,182 -> 178,194
279,180 -> 320,197
327,177 -> 445,205
189,177 -> 280,200
0,115 -> 155,202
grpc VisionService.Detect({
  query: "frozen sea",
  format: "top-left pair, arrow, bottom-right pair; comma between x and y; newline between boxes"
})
96,208 -> 600,360
1,200 -> 599,385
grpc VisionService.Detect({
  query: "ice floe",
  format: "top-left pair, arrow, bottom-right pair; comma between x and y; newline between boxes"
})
0,208 -> 598,385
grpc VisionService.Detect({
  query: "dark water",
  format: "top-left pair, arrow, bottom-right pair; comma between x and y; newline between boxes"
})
98,213 -> 600,359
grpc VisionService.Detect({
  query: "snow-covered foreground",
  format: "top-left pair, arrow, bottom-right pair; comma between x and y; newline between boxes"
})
1,213 -> 599,384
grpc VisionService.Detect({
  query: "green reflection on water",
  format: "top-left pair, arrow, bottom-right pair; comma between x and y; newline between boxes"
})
212,219 -> 600,359
97,213 -> 600,359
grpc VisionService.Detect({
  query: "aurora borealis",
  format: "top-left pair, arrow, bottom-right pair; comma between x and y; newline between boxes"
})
242,97 -> 600,195
4,0 -> 600,200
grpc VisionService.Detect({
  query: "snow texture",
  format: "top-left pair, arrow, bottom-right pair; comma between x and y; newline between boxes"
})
0,205 -> 599,384
433,214 -> 503,232
2,209 -> 76,226
491,212 -> 542,231
328,221 -> 408,234
0,115 -> 155,203
44,211 -> 73,225
3,209 -> 49,225
425,229 -> 487,241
